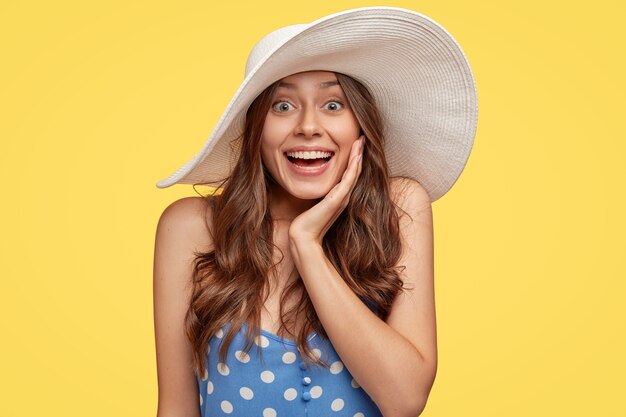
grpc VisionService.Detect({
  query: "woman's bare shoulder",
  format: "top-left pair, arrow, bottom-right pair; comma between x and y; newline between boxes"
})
389,176 -> 431,209
156,196 -> 214,252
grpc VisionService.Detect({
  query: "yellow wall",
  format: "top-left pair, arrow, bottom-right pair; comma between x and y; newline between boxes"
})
1,1 -> 624,416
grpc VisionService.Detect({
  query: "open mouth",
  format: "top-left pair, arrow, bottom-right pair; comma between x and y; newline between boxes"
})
284,152 -> 334,168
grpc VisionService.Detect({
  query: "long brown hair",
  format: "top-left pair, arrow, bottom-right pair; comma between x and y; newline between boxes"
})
185,71 -> 411,378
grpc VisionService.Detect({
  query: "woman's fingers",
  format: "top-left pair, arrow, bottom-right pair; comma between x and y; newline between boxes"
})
329,135 -> 364,208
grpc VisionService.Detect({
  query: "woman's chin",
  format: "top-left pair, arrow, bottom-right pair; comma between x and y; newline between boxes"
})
289,188 -> 329,201
270,172 -> 339,201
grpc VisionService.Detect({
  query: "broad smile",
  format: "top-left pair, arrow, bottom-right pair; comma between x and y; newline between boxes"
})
283,151 -> 334,176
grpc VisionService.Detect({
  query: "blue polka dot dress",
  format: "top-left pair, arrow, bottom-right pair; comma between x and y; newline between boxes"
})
197,320 -> 384,416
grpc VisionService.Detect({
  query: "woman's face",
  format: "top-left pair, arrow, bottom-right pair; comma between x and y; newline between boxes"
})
261,70 -> 361,200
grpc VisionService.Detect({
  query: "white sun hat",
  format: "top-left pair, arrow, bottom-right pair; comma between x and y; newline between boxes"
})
155,6 -> 478,202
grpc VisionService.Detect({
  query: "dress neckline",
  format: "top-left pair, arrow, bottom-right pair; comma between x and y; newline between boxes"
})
241,320 -> 317,346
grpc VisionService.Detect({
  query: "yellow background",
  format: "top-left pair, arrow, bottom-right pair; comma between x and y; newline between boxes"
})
1,0 -> 624,416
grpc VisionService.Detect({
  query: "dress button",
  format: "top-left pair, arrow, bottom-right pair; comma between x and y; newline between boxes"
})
299,361 -> 306,370
302,377 -> 311,385
302,391 -> 311,401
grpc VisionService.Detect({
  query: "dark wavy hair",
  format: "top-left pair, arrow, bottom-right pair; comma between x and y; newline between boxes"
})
184,71 -> 411,379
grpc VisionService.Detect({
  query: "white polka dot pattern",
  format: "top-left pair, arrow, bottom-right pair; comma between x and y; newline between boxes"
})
331,398 -> 345,411
260,370 -> 275,383
330,361 -> 344,374
217,362 -> 229,376
263,408 -> 277,417
310,385 -> 323,399
235,350 -> 250,363
282,351 -> 296,364
240,386 -> 254,400
220,400 -> 233,413
198,321 -> 383,416
284,388 -> 298,401
254,334 -> 270,348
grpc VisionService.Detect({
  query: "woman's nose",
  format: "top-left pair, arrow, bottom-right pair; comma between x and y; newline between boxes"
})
294,105 -> 323,138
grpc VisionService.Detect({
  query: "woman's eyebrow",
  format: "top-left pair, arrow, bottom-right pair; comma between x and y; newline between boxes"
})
277,80 -> 340,89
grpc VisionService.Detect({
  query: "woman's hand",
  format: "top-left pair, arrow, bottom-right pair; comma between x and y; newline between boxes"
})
288,135 -> 365,247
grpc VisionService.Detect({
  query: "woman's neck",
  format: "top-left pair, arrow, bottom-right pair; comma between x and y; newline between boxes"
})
268,183 -> 321,221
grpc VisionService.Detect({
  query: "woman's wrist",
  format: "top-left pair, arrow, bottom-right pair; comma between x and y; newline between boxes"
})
288,235 -> 324,267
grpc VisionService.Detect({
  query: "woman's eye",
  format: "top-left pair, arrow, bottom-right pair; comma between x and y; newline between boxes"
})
271,100 -> 344,113
272,101 -> 294,112
324,100 -> 344,111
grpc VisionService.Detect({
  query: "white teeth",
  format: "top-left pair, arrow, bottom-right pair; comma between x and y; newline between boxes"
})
286,151 -> 333,159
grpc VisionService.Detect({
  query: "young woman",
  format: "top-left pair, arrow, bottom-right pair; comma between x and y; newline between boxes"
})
153,7 -> 477,417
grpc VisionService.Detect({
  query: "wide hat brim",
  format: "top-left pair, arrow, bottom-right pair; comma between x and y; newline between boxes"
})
155,6 -> 478,202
